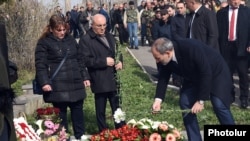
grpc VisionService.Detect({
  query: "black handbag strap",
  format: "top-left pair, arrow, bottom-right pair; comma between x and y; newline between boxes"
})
50,50 -> 69,80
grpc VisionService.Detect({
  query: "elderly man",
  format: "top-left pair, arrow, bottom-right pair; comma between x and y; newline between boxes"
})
151,38 -> 235,141
79,14 -> 125,132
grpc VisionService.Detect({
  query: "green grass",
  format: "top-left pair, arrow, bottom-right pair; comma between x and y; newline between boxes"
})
12,70 -> 34,96
82,46 -> 250,135
25,45 -> 250,136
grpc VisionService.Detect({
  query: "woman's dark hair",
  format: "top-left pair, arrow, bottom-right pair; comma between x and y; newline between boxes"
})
39,14 -> 70,39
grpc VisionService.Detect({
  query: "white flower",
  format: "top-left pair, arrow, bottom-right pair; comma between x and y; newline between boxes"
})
127,119 -> 136,126
81,135 -> 89,141
35,119 -> 44,136
152,121 -> 161,129
113,108 -> 126,123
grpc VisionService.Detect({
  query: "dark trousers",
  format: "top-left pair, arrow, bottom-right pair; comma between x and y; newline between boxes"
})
94,91 -> 125,132
53,100 -> 84,139
180,85 -> 235,141
226,41 -> 249,101
0,118 -> 9,140
141,24 -> 147,45
117,24 -> 128,44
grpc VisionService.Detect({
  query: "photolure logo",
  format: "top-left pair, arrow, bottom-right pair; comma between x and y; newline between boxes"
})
204,125 -> 250,140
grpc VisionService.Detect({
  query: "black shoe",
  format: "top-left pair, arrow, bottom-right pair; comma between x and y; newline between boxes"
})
240,99 -> 248,109
130,46 -> 134,49
135,47 -> 139,50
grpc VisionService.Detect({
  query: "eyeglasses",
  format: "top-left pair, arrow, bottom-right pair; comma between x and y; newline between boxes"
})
56,29 -> 66,32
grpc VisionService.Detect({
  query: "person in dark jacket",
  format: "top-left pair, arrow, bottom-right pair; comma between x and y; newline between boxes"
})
78,1 -> 99,34
185,0 -> 219,50
79,14 -> 125,132
171,1 -> 187,41
217,0 -> 250,109
0,23 -> 17,141
152,9 -> 172,41
35,14 -> 90,139
113,4 -> 128,45
151,38 -> 235,141
99,3 -> 111,32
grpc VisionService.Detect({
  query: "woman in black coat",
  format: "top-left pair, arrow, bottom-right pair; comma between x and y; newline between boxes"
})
35,15 -> 90,139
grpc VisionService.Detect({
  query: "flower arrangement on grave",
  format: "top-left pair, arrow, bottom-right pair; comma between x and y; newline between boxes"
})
89,108 -> 185,141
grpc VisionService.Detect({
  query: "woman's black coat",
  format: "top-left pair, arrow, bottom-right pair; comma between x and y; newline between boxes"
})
35,33 -> 90,102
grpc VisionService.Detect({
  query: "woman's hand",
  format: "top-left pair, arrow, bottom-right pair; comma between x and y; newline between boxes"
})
42,84 -> 52,92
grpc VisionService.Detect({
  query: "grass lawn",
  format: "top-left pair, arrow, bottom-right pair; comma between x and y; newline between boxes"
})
25,44 -> 250,136
79,46 -> 250,135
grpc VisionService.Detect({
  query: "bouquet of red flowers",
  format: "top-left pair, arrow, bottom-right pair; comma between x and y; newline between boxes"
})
36,107 -> 60,117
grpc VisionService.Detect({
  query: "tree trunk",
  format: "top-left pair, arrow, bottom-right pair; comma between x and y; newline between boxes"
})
65,0 -> 71,12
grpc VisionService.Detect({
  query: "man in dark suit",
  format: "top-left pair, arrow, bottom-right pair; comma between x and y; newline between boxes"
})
151,38 -> 235,141
171,1 -> 187,41
0,23 -> 16,141
217,0 -> 250,109
79,14 -> 125,132
185,0 -> 219,50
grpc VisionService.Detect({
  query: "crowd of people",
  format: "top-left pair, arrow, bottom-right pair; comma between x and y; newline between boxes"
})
1,0 -> 250,140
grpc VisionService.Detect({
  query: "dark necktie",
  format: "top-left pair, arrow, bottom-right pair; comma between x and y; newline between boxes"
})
188,12 -> 196,38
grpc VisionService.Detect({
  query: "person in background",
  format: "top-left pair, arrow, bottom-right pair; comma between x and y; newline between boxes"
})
137,0 -> 146,12
185,0 -> 219,50
220,1 -> 228,9
54,6 -> 64,19
35,14 -> 90,139
170,1 -> 187,87
113,3 -> 128,45
78,1 -> 99,35
123,1 -> 141,49
0,22 -> 17,141
141,1 -> 155,46
78,6 -> 86,36
217,0 -> 250,109
151,8 -> 162,39
79,14 -> 125,132
70,5 -> 80,38
166,4 -> 176,17
171,1 -> 187,41
110,3 -> 118,35
152,9 -> 172,41
99,3 -> 111,32
151,37 -> 235,141
65,11 -> 72,33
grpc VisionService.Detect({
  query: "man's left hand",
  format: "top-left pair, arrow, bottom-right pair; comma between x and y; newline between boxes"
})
191,101 -> 204,114
115,61 -> 123,70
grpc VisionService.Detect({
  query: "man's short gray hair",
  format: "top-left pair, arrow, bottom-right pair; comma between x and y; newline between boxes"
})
153,37 -> 174,54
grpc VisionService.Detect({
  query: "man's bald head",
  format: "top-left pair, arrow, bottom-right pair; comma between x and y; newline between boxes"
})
92,14 -> 107,35
92,14 -> 106,25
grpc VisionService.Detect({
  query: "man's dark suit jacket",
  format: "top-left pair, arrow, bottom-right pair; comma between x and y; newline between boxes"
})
155,39 -> 233,108
185,6 -> 219,50
217,5 -> 250,57
171,13 -> 186,41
